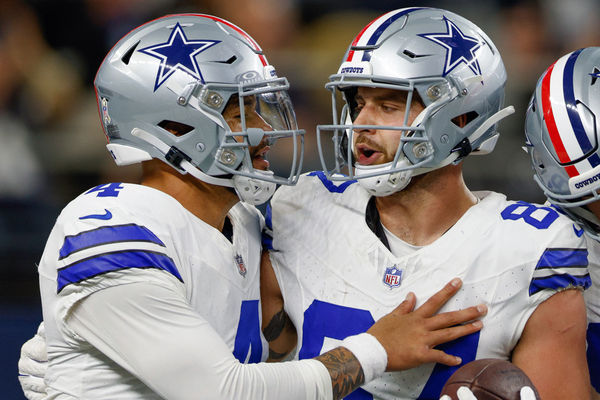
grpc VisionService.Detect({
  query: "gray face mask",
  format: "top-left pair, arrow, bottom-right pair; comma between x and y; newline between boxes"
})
316,7 -> 512,195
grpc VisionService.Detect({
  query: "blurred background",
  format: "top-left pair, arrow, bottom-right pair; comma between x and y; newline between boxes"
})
1,0 -> 598,397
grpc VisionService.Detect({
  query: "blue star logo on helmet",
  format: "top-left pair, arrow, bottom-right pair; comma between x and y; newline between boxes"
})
138,22 -> 220,91
418,16 -> 482,77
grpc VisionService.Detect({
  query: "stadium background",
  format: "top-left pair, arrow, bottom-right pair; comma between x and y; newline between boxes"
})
1,0 -> 597,398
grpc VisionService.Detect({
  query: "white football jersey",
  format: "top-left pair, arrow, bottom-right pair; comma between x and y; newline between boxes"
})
584,235 -> 600,393
39,183 -> 267,398
267,172 -> 591,400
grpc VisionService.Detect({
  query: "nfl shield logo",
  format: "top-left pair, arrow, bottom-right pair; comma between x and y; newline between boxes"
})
235,254 -> 247,277
383,266 -> 402,288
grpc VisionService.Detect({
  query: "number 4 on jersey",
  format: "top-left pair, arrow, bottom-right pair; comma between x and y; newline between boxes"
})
86,183 -> 125,197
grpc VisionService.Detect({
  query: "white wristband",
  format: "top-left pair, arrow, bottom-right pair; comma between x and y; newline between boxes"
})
340,333 -> 387,383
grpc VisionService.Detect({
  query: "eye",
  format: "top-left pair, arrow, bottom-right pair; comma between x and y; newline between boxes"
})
351,104 -> 363,120
381,103 -> 400,113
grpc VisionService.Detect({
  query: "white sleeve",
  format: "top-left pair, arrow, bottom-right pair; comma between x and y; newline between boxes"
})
67,282 -> 332,400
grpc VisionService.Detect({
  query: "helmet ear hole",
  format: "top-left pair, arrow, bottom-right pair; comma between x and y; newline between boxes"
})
451,111 -> 478,128
158,120 -> 194,136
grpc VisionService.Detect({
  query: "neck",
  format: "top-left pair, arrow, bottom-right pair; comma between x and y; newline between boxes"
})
375,164 -> 477,246
140,160 -> 239,231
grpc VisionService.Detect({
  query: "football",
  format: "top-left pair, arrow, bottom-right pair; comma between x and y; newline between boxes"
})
440,359 -> 541,400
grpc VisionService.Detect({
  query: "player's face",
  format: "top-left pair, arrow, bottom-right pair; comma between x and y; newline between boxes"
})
222,96 -> 272,171
351,87 -> 424,166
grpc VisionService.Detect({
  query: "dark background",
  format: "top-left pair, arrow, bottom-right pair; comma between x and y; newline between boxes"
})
2,0 -> 598,398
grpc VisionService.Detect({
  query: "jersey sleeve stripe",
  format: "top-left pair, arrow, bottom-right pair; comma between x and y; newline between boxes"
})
57,250 -> 182,293
534,248 -> 588,268
529,272 -> 591,296
59,224 -> 165,259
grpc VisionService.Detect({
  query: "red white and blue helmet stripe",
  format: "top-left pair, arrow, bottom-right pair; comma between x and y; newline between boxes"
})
542,48 -> 600,177
346,7 -> 424,62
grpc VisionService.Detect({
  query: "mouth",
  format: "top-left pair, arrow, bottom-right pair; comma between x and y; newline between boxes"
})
252,145 -> 271,170
355,143 -> 383,166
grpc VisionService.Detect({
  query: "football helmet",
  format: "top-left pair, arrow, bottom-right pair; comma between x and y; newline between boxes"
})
316,7 -> 514,196
95,14 -> 304,205
525,47 -> 600,239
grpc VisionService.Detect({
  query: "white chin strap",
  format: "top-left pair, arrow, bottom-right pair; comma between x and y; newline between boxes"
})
354,160 -> 413,197
231,169 -> 277,205
131,128 -> 275,205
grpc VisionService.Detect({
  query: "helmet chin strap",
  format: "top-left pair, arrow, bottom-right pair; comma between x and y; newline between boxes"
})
355,162 -> 413,196
131,128 -> 275,205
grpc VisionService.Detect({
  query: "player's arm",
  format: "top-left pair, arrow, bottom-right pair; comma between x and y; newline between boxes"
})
20,277 -> 486,400
260,250 -> 298,362
512,288 -> 591,400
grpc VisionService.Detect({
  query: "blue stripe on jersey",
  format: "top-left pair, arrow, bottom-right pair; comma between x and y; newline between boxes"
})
262,204 -> 274,250
308,171 -> 356,193
418,332 -> 480,399
563,49 -> 599,165
59,224 -> 165,259
587,323 -> 600,392
57,250 -> 182,292
529,273 -> 591,296
535,248 -> 587,268
264,203 -> 273,230
529,248 -> 590,295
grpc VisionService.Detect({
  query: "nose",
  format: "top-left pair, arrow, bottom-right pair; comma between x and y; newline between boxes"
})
353,103 -> 376,135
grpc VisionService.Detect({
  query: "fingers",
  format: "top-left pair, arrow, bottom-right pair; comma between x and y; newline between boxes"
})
520,386 -> 537,400
392,292 -> 416,315
416,278 -> 462,317
429,320 -> 483,348
18,375 -> 47,400
457,386 -> 478,400
21,333 -> 48,363
428,304 -> 487,331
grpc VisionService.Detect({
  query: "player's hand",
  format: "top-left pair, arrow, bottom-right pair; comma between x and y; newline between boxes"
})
439,386 -> 537,400
367,278 -> 486,371
18,322 -> 48,400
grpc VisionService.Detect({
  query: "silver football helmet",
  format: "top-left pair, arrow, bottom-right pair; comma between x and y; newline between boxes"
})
317,7 -> 514,196
95,14 -> 304,205
525,47 -> 600,240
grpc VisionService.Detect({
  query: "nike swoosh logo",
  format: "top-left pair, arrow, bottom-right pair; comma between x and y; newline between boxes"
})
573,224 -> 585,237
80,209 -> 113,220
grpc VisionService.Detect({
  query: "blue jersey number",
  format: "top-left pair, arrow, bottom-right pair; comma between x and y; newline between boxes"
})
500,201 -> 559,229
299,300 -> 480,400
299,300 -> 375,400
233,300 -> 263,364
85,183 -> 124,197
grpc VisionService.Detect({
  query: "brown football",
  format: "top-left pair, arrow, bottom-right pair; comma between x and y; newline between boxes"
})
440,359 -> 541,400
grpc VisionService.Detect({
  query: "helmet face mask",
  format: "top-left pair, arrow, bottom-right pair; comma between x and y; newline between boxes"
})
525,47 -> 600,239
95,14 -> 304,204
316,7 -> 512,196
